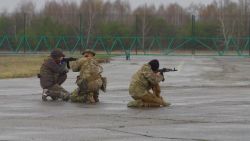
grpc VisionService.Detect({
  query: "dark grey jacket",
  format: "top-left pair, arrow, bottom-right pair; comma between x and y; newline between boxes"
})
40,57 -> 67,89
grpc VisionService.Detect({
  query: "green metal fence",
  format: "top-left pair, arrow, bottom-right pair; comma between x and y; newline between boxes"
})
1,13 -> 250,56
0,35 -> 250,56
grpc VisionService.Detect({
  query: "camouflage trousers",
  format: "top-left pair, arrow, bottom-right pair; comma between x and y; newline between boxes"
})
70,77 -> 102,103
44,74 -> 70,101
46,84 -> 70,100
70,88 -> 99,103
128,84 -> 170,107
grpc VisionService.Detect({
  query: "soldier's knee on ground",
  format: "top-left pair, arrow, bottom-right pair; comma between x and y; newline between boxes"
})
42,89 -> 61,101
70,95 -> 85,103
61,92 -> 70,101
127,100 -> 144,107
70,89 -> 82,103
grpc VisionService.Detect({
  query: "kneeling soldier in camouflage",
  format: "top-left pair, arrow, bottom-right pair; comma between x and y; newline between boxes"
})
70,49 -> 106,103
39,49 -> 70,101
128,59 -> 170,107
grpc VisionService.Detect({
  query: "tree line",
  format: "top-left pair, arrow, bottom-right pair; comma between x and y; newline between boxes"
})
0,0 -> 249,39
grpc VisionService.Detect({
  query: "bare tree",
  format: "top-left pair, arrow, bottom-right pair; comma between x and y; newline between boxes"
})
80,0 -> 103,48
142,4 -> 148,54
218,0 -> 237,46
134,4 -> 155,53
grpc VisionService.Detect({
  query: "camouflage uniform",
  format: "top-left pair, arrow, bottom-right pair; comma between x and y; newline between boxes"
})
39,57 -> 70,101
128,64 -> 170,107
70,57 -> 104,103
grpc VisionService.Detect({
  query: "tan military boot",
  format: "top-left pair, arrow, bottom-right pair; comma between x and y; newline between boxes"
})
161,99 -> 171,107
86,93 -> 95,104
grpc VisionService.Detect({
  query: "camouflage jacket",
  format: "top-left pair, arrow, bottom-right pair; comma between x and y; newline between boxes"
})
40,57 -> 67,89
71,57 -> 103,82
129,64 -> 163,97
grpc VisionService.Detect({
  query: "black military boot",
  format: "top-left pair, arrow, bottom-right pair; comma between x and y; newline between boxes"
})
93,92 -> 99,103
50,96 -> 59,101
100,77 -> 107,92
62,92 -> 70,102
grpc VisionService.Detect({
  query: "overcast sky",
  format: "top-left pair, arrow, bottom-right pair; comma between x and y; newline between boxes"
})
0,0 -> 238,13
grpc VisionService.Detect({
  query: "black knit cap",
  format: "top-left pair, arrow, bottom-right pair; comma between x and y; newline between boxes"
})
148,59 -> 159,71
50,49 -> 65,59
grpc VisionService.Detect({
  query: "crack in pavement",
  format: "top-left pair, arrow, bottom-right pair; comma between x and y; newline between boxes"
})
162,85 -> 250,89
15,112 -> 245,125
88,113 -> 249,124
107,85 -> 250,92
101,127 -> 210,141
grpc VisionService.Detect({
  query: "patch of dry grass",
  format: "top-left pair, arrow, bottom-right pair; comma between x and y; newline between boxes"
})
0,54 -> 112,79
0,55 -> 47,79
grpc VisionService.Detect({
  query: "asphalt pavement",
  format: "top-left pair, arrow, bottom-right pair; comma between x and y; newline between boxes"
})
0,56 -> 250,141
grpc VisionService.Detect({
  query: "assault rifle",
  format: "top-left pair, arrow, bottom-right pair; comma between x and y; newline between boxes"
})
61,57 -> 77,69
157,68 -> 177,81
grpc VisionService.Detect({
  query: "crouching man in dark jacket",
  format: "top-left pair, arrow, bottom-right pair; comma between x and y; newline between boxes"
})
39,49 -> 70,101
